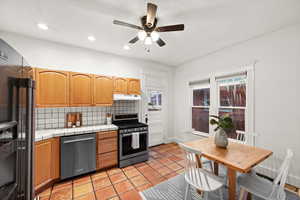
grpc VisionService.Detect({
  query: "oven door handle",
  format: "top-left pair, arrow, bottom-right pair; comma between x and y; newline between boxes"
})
122,131 -> 148,137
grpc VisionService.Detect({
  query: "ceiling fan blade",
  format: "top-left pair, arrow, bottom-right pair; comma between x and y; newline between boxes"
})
129,36 -> 139,44
146,3 -> 157,28
156,24 -> 185,32
113,20 -> 143,30
156,38 -> 166,47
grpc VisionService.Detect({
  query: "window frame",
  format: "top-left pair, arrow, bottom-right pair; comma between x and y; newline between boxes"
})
216,75 -> 248,136
189,66 -> 255,144
190,82 -> 211,136
148,90 -> 163,111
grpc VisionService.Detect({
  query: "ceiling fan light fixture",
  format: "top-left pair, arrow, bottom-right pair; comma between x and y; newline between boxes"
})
144,36 -> 152,45
150,31 -> 159,42
138,30 -> 147,41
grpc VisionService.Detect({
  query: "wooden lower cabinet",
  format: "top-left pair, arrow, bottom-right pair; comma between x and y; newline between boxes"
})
97,151 -> 118,169
98,137 -> 117,154
97,131 -> 117,140
51,138 -> 60,180
34,140 -> 52,190
34,138 -> 60,192
34,131 -> 118,193
96,131 -> 118,170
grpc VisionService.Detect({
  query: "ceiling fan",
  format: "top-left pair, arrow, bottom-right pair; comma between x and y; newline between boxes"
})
113,3 -> 184,47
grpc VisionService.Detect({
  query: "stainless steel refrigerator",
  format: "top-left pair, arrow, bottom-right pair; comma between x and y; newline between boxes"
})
0,39 -> 35,200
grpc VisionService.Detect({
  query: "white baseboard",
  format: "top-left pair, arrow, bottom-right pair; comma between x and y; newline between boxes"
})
163,137 -> 178,144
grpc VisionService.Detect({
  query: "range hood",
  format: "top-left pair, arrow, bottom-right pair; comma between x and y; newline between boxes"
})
113,94 -> 141,101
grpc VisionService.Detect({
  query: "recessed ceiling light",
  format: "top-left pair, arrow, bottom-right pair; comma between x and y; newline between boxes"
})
123,45 -> 130,50
88,36 -> 96,42
37,23 -> 48,30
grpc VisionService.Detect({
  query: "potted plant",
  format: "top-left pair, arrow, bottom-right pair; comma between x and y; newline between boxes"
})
210,114 -> 234,148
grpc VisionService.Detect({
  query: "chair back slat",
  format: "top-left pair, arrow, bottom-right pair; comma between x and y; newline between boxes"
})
179,143 -> 204,187
179,143 -> 224,197
230,131 -> 258,146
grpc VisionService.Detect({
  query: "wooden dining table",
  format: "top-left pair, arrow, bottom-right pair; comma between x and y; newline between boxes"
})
183,137 -> 273,200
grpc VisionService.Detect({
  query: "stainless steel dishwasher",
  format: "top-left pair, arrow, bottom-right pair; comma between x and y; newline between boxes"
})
60,133 -> 96,180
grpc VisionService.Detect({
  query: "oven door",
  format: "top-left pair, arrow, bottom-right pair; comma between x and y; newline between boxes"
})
120,131 -> 148,160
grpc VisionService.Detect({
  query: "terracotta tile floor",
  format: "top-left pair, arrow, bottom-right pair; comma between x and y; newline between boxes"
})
38,143 -> 185,200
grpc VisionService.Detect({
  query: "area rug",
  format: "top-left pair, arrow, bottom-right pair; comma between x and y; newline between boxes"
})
140,174 -> 300,200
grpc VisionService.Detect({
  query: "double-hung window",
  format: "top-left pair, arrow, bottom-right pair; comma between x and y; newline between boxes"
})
216,74 -> 247,139
189,68 -> 253,141
191,81 -> 210,134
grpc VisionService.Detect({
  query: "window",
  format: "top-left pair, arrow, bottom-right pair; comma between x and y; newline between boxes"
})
217,75 -> 247,139
189,68 -> 253,142
191,84 -> 210,134
148,91 -> 162,111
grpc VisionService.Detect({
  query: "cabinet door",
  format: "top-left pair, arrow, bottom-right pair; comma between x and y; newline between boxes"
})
113,77 -> 128,94
94,75 -> 113,106
35,140 -> 52,189
96,151 -> 118,169
97,137 -> 117,154
127,78 -> 141,95
51,137 -> 60,180
35,68 -> 70,107
70,72 -> 93,106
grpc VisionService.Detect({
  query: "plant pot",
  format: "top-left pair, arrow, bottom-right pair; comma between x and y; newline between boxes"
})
214,129 -> 228,148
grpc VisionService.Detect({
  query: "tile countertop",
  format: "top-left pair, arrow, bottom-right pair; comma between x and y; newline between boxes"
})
35,124 -> 118,142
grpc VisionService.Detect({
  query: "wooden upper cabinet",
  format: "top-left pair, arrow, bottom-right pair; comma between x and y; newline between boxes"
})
70,72 -> 93,106
127,78 -> 141,95
35,68 -> 70,107
113,77 -> 128,94
94,75 -> 113,106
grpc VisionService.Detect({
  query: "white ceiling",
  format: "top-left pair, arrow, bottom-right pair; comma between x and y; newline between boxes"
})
1,0 -> 300,66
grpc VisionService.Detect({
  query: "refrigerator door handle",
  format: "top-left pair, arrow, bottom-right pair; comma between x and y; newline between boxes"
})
24,78 -> 35,200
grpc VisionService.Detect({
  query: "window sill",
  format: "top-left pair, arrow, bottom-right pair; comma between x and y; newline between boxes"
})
191,131 -> 210,138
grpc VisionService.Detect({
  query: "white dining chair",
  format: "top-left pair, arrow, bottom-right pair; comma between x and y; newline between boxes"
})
222,132 -> 259,186
238,149 -> 293,200
228,131 -> 258,145
179,143 -> 225,200
202,157 -> 214,172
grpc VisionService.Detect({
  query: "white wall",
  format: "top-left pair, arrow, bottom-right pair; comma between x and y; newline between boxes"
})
173,24 -> 300,187
0,31 -> 175,141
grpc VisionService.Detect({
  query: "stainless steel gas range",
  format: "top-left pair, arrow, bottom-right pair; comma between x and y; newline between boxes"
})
113,113 -> 149,168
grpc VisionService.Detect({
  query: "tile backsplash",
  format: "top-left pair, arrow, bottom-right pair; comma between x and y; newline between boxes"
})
35,101 -> 139,130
